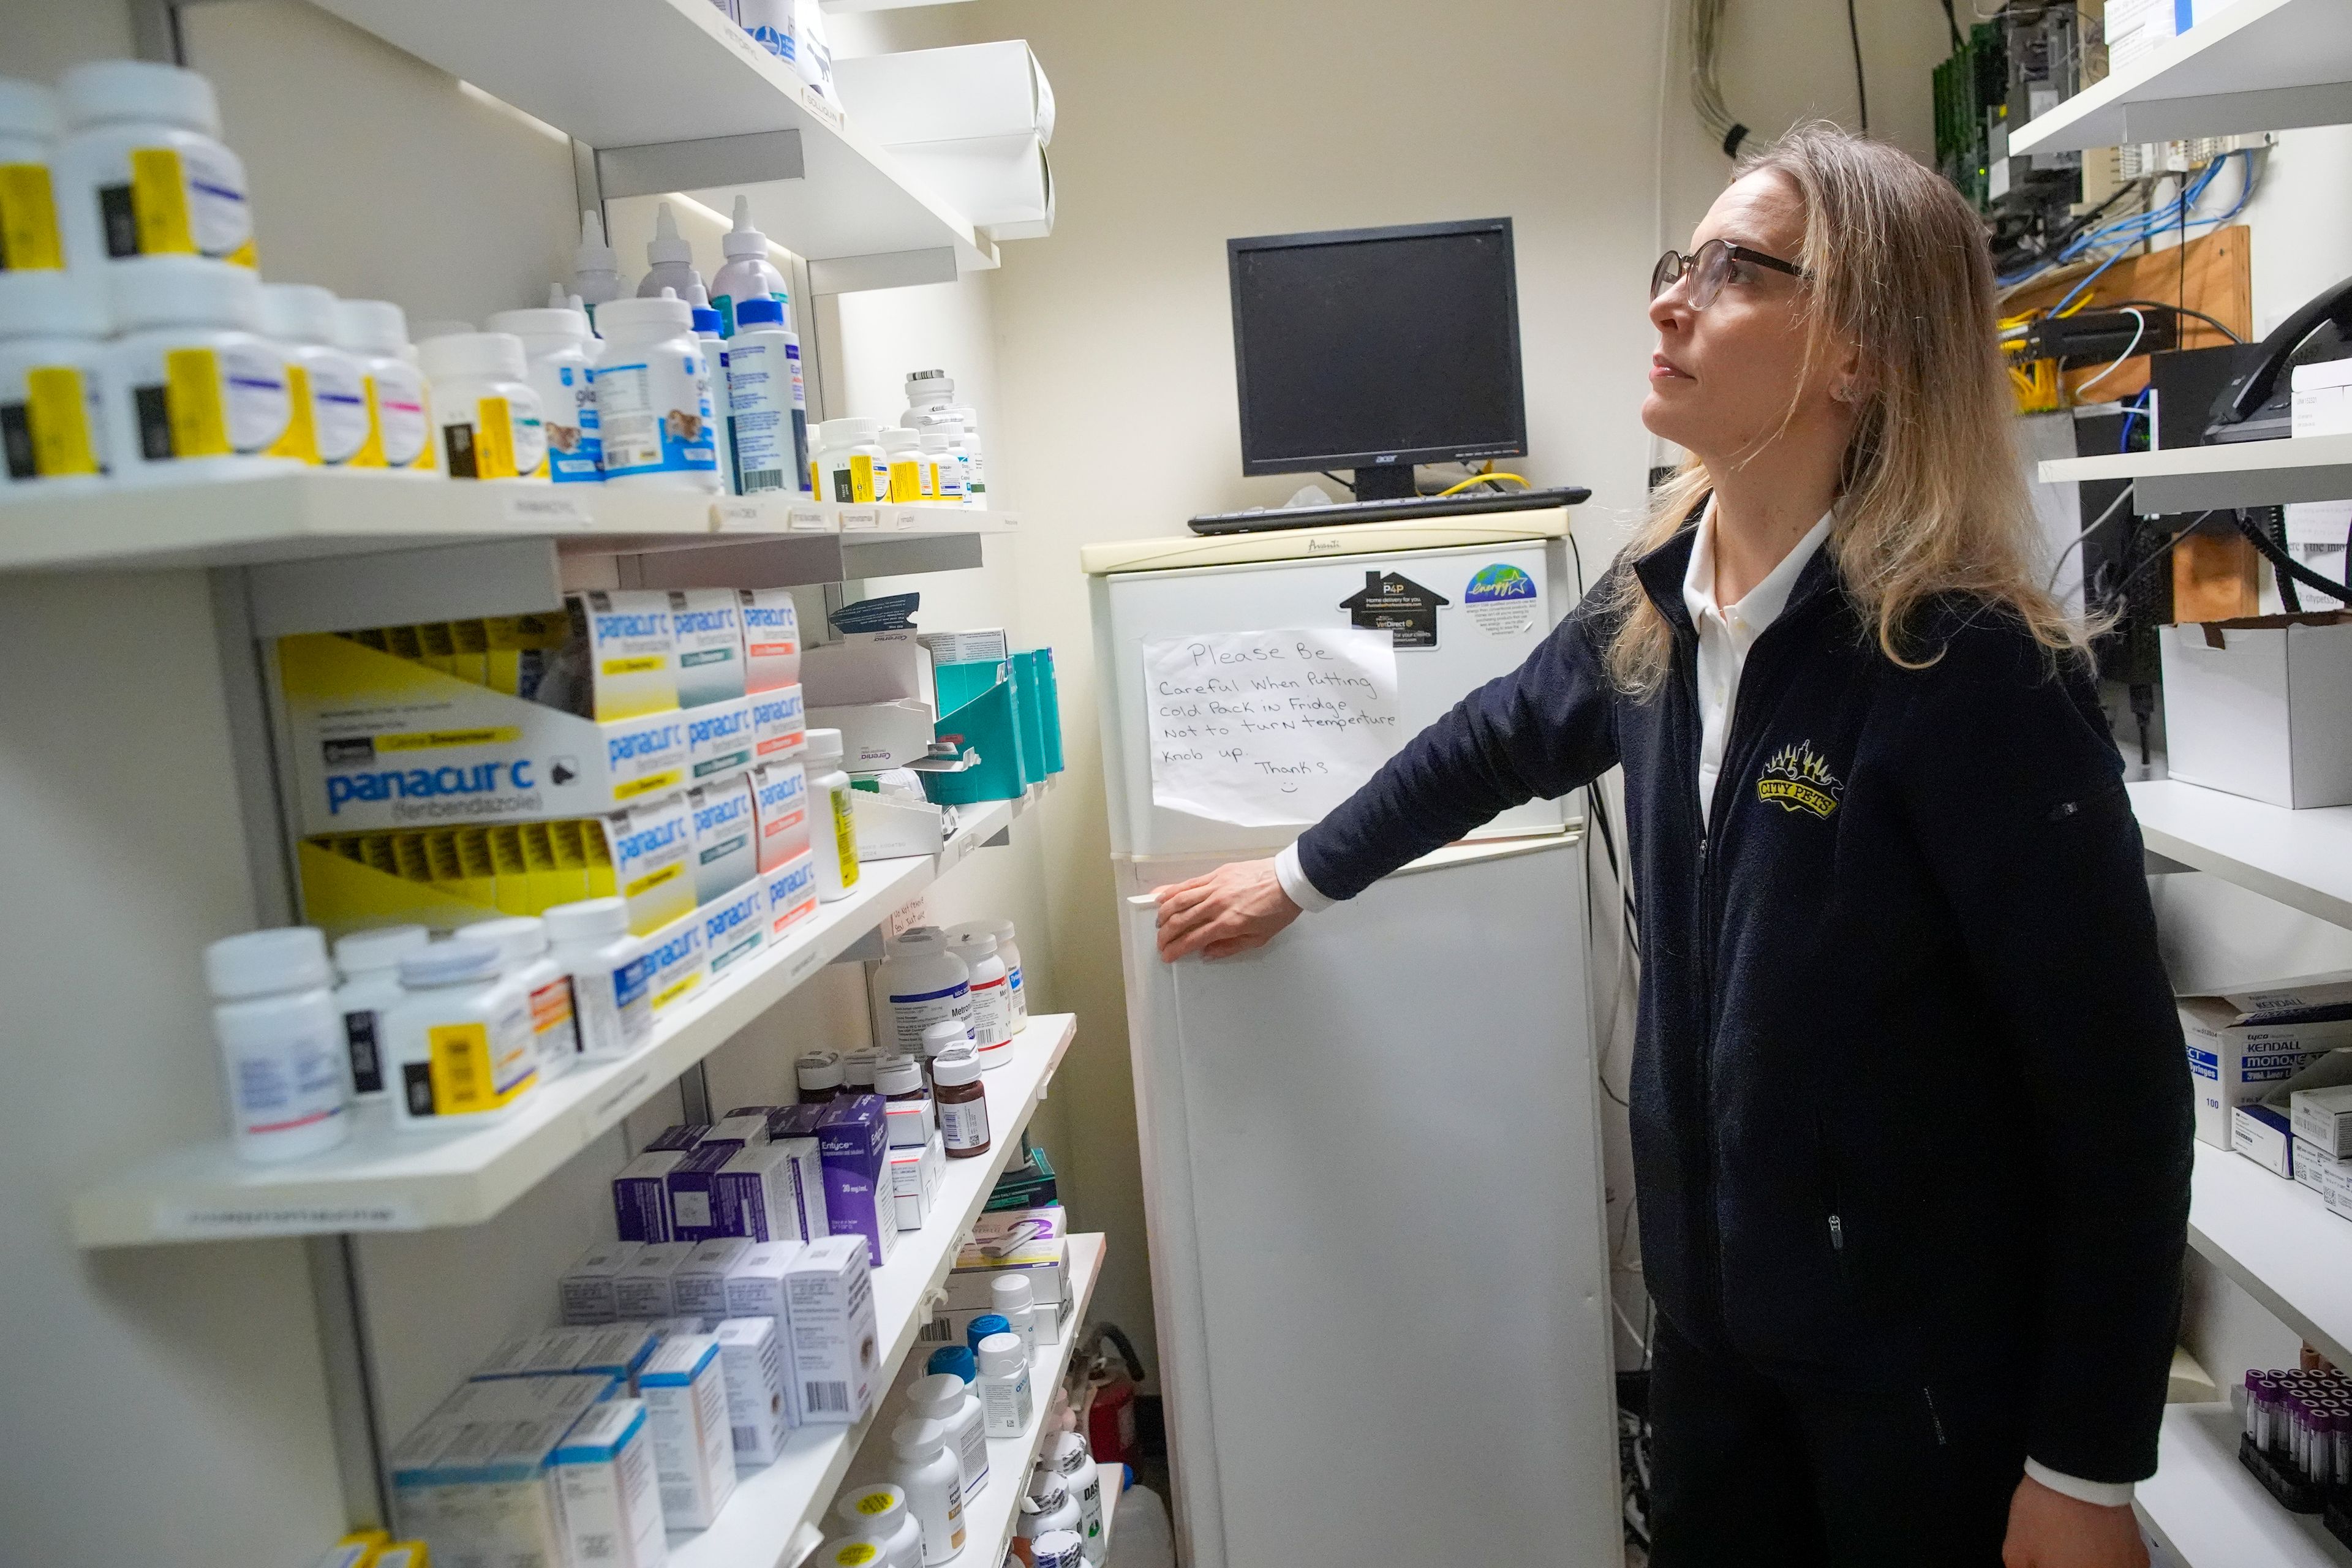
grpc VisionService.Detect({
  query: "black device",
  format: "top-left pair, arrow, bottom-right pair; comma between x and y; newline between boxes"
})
2206,272 -> 2352,443
1188,484 -> 1590,536
1226,217 -> 1528,502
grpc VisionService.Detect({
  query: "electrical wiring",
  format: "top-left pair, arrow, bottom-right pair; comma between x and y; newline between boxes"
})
2233,508 -> 2352,603
1688,0 -> 1747,156
1939,0 -> 1962,50
2118,389 -> 2150,453
1843,0 -> 1869,135
2048,152 -> 2257,318
1317,470 -> 1355,494
1999,149 -> 2256,299
2106,300 -> 2244,343
2073,308 -> 2146,393
2048,482 -> 2136,590
1433,471 -> 1532,497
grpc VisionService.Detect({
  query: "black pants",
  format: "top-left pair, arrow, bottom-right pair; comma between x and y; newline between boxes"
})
1648,1310 -> 2030,1567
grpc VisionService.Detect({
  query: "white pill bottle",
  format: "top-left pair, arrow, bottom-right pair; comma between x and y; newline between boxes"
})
594,290 -> 721,491
886,1416 -> 966,1566
102,255 -> 294,483
834,1482 -> 925,1568
331,923 -> 428,1102
258,282 -> 369,467
544,897 -> 652,1060
332,298 -> 435,474
53,61 -> 254,271
905,1371 -> 990,1503
1044,1430 -> 1107,1561
805,726 -> 859,902
0,269 -> 108,493
0,78 -> 64,272
205,927 -> 350,1163
419,331 -> 546,482
486,301 -> 601,483
875,927 -> 969,1057
945,924 -> 1011,1066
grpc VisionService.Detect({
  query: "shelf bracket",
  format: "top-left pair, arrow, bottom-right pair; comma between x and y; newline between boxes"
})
596,130 -> 805,201
245,538 -> 564,639
809,247 -> 959,296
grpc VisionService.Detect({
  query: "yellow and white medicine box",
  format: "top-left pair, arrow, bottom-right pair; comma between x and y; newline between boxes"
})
568,590 -> 681,720
643,907 -> 710,1014
279,631 -> 688,834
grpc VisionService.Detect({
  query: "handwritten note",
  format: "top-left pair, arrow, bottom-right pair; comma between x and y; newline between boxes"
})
1142,627 -> 1403,826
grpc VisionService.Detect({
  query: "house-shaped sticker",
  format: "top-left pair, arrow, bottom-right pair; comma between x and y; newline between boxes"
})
1340,568 -> 1450,650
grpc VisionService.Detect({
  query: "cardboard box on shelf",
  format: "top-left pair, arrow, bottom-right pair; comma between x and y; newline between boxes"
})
2177,973 -> 2352,1148
2160,616 -> 2352,809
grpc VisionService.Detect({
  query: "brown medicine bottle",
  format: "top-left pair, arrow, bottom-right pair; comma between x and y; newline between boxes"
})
932,1045 -> 990,1158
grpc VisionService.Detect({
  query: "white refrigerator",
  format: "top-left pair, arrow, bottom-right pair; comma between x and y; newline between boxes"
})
1084,511 -> 1622,1568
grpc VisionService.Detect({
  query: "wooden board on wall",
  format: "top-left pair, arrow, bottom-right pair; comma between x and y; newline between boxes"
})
2008,224 -> 2253,403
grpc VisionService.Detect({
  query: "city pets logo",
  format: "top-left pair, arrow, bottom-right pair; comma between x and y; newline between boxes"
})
1756,741 -> 1843,819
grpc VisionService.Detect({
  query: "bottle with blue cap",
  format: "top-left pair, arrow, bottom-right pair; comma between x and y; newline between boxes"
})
723,292 -> 807,494
925,1343 -> 978,1383
709,194 -> 790,337
965,1313 -> 1009,1355
383,937 -> 537,1128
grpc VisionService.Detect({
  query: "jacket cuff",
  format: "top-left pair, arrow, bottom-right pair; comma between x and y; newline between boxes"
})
1275,842 -> 1336,913
2024,1458 -> 2134,1509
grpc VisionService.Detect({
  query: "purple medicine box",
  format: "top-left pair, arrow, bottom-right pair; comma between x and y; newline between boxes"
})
613,1150 -> 688,1242
646,1123 -> 709,1153
666,1143 -> 739,1243
816,1094 -> 898,1267
710,1139 -> 827,1242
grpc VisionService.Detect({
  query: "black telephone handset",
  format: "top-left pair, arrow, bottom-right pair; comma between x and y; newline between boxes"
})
2208,271 -> 2352,436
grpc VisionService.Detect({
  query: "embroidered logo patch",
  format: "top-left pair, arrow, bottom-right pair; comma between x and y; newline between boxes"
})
1757,740 -> 1844,819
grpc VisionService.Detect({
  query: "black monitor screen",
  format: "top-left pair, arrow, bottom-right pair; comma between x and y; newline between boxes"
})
1228,218 -> 1526,475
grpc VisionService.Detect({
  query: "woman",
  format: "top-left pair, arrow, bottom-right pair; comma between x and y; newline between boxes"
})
1153,126 -> 2190,1568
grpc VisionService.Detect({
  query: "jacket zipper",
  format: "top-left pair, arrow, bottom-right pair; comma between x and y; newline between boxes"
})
1923,1385 -> 1949,1448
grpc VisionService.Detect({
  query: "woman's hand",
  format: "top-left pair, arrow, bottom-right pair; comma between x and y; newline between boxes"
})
2002,1476 -> 2147,1568
1153,859 -> 1303,962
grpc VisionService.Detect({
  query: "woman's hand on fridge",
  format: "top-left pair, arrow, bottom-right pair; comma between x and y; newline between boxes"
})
1153,859 -> 1302,962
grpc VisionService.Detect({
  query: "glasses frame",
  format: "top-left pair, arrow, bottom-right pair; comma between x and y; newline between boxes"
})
1650,239 -> 1807,310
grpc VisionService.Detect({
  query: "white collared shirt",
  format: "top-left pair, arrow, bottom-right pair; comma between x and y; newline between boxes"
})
1682,503 -> 1833,832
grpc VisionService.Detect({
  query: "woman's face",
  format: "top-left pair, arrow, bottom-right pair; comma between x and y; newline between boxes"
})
1642,170 -> 1845,461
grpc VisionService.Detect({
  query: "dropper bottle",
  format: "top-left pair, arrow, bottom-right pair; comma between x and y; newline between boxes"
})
636,200 -> 707,305
710,193 -> 793,339
570,209 -> 625,323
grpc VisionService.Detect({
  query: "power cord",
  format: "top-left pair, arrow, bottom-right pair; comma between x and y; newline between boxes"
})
1843,0 -> 1869,135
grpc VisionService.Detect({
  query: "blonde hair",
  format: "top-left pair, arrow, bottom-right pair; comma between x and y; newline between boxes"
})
1602,123 -> 2091,695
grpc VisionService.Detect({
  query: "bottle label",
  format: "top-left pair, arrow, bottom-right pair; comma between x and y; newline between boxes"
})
109,144 -> 254,265
887,979 -> 968,1055
0,162 -> 62,269
135,345 -> 287,460
968,973 -> 1010,1047
265,358 -> 370,466
724,338 -> 791,493
543,361 -> 602,481
529,974 -> 578,1063
597,352 -> 719,478
267,364 -> 318,463
342,1007 -> 385,1095
830,785 -> 860,889
406,1005 -> 536,1118
350,363 -> 431,469
231,1023 -> 345,1136
939,1094 -> 990,1152
830,452 -> 881,504
888,456 -> 921,503
2,364 -> 106,479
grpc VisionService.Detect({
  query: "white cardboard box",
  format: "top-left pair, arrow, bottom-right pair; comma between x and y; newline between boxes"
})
832,41 -> 1054,146
2233,1102 -> 2296,1176
2325,1161 -> 2352,1221
550,1399 -> 667,1568
639,1334 -> 737,1529
2177,977 -> 2352,1148
811,699 -> 939,772
2293,360 -> 2352,439
2160,616 -> 2352,808
2293,1084 -> 2352,1156
714,1316 -> 791,1463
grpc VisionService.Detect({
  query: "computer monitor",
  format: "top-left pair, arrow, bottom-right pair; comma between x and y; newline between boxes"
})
1227,217 -> 1527,502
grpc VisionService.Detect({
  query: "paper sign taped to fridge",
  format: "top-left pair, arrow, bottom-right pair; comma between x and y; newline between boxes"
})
1142,627 -> 1404,826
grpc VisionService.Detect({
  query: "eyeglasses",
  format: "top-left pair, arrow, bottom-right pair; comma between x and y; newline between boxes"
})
1650,239 -> 1806,310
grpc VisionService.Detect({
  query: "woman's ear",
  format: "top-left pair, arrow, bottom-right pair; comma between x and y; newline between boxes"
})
1828,341 -> 1869,405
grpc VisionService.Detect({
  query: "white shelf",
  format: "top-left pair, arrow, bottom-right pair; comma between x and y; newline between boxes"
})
663,1032 -> 1085,1568
818,1233 -> 1110,1568
307,0 -> 994,273
2187,1142 -> 2352,1373
67,800 -> 1036,1248
0,473 -> 1017,575
2129,780 -> 2352,933
2010,0 -> 2352,156
2136,1403 -> 2352,1567
2039,435 -> 2352,514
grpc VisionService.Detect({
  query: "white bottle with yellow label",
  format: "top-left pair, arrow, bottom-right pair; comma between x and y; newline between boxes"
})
100,254 -> 296,483
333,298 -> 436,474
805,726 -> 861,902
52,61 -> 254,271
418,331 -> 548,482
0,78 -> 66,272
385,938 -> 538,1129
0,269 -> 108,494
258,282 -> 369,467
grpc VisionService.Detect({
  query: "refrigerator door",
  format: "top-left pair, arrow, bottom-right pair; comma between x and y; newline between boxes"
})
1093,537 -> 1574,859
1118,834 -> 1620,1568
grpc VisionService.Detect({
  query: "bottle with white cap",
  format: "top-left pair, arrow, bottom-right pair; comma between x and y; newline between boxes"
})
258,283 -> 369,467
932,415 -> 974,507
723,295 -> 806,494
946,405 -> 987,503
690,301 -> 739,492
979,917 -> 1024,1030
906,1371 -> 990,1502
486,294 -> 601,483
0,78 -> 64,271
835,1482 -> 925,1568
570,209 -> 626,322
594,290 -> 720,490
330,924 -> 428,1102
0,270 -> 108,492
458,916 -> 581,1080
810,1537 -> 899,1568
709,194 -> 790,339
881,426 -> 927,503
902,369 -> 953,433
204,927 -> 350,1163
974,1332 -> 1033,1436
332,299 -> 435,473
916,425 -> 963,503
53,60 -> 254,271
920,1018 -> 970,1087
1043,1431 -> 1106,1561
806,726 -> 859,901
636,200 -> 707,304
944,925 -> 1012,1065
990,1273 -> 1038,1363
383,938 -> 537,1128
876,929 -> 971,1058
418,331 -> 546,481
888,1415 -> 967,1564
1028,1530 -> 1086,1568
817,415 -> 888,503
100,255 -> 295,483
1018,1471 -> 1082,1547
543,897 -> 652,1060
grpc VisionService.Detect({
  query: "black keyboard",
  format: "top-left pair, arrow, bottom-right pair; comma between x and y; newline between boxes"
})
1188,486 -> 1591,535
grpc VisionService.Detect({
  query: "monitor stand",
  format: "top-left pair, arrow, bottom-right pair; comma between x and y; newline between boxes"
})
1351,464 -> 1418,502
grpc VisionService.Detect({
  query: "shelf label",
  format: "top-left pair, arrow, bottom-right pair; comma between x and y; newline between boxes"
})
839,507 -> 882,533
788,505 -> 831,533
780,944 -> 821,987
154,1198 -> 423,1237
797,86 -> 845,133
715,500 -> 767,533
890,508 -> 922,532
503,492 -> 591,527
586,1066 -> 655,1125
